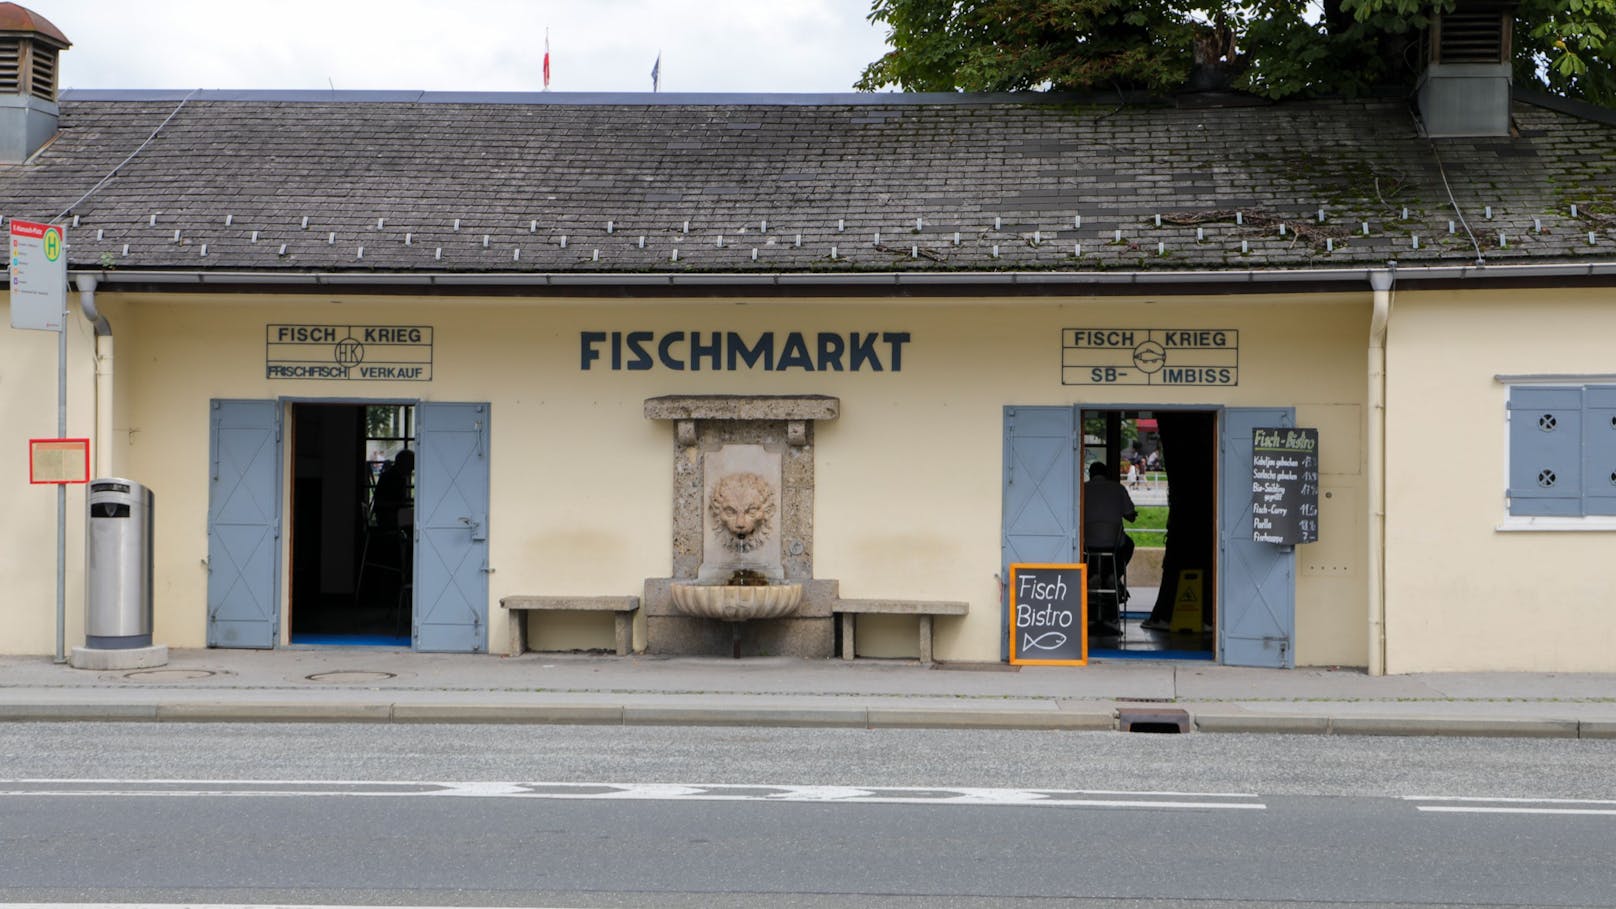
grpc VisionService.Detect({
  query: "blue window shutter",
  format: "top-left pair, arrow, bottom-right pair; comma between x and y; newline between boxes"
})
1508,387 -> 1583,516
1582,386 -> 1616,515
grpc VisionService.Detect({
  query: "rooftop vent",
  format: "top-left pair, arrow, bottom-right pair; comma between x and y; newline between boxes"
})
0,2 -> 70,162
1417,0 -> 1515,137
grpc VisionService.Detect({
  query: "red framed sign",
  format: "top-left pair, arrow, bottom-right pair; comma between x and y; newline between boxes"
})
29,438 -> 90,484
1008,562 -> 1088,666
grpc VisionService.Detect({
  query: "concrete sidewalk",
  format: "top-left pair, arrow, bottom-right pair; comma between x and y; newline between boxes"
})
1,647 -> 1614,737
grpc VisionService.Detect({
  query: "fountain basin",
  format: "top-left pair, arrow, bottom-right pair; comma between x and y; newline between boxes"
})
669,582 -> 803,622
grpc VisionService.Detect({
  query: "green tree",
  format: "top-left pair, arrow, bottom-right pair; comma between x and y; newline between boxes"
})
857,0 -> 1616,106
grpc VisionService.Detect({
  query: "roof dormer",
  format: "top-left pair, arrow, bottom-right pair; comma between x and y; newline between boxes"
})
0,2 -> 70,162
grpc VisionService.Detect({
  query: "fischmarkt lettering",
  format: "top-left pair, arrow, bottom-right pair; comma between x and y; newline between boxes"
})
266,324 -> 434,381
1061,328 -> 1239,386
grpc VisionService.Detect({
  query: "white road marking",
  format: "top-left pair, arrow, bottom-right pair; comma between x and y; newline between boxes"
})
1417,807 -> 1616,816
0,899 -> 555,905
0,778 -> 1265,811
1405,795 -> 1616,817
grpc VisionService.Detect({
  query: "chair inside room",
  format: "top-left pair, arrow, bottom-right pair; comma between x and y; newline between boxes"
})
1083,520 -> 1128,636
355,498 -> 412,632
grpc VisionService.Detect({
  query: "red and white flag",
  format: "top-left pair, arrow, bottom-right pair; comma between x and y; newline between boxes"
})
543,29 -> 551,89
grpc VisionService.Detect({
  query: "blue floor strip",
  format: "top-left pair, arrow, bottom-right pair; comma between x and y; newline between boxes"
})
1091,647 -> 1214,660
290,633 -> 410,647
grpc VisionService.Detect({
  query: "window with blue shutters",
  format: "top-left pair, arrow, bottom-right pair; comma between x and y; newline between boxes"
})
1508,385 -> 1616,517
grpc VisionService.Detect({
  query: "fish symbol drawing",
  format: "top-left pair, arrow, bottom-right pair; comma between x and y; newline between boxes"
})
1023,631 -> 1068,651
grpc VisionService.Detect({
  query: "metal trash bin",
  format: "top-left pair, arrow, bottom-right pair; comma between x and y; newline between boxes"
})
85,478 -> 154,649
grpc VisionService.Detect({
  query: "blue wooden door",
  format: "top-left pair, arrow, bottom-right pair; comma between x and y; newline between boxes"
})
413,402 -> 490,652
1220,407 -> 1296,668
207,399 -> 281,649
1002,406 -> 1078,659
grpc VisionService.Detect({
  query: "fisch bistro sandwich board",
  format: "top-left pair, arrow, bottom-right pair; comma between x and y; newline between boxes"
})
1009,563 -> 1087,666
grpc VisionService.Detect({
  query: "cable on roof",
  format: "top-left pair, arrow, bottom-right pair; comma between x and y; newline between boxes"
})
1414,108 -> 1484,266
1430,142 -> 1484,266
52,88 -> 202,222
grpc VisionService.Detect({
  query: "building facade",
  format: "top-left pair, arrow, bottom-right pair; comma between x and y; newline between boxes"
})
4,7 -> 1615,672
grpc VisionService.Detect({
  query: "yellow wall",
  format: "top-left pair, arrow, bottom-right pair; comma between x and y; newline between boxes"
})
0,299 -> 96,656
1385,287 -> 1616,672
3,289 -> 1371,666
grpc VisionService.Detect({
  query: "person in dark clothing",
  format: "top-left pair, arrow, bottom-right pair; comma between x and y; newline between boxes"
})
1083,461 -> 1137,574
1082,461 -> 1137,630
373,449 -> 414,532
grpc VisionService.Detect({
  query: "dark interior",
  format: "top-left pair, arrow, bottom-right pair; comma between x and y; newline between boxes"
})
289,403 -> 413,645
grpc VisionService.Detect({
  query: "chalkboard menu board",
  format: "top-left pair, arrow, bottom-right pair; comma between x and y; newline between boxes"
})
1251,427 -> 1320,545
1008,563 -> 1087,666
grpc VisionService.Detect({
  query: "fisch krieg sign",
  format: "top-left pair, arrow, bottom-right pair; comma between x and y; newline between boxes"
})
1062,328 -> 1239,386
266,324 -> 434,380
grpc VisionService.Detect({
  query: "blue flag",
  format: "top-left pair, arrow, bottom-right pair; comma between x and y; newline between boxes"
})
651,52 -> 661,92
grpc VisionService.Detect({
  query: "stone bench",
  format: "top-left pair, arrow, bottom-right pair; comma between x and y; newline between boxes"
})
499,596 -> 639,657
835,599 -> 968,665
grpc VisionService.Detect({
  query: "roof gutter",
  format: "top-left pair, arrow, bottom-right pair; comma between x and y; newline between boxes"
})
66,261 -> 1616,291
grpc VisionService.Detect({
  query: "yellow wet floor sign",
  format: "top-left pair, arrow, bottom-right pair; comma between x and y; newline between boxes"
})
1169,570 -> 1204,633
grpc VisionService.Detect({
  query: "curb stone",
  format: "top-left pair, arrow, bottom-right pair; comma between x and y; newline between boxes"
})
1327,716 -> 1580,738
1579,720 -> 1616,739
391,704 -> 625,724
620,706 -> 869,727
154,702 -> 394,722
1192,712 -> 1331,734
866,708 -> 1114,731
0,703 -> 159,721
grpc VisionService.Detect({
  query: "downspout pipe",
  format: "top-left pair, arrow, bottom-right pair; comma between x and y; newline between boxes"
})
1367,265 -> 1395,676
76,275 -> 113,477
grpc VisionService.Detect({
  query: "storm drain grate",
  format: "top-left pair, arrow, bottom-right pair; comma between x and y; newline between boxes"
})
1117,706 -> 1191,734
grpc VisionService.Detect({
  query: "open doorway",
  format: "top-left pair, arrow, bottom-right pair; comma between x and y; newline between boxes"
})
288,402 -> 415,645
1080,409 -> 1217,659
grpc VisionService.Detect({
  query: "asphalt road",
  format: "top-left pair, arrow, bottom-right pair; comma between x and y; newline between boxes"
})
2,723 -> 1614,907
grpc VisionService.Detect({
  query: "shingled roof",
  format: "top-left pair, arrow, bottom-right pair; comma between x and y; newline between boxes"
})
2,89 -> 1615,282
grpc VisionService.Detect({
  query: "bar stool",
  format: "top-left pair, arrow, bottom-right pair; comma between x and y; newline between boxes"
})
1084,549 -> 1124,635
1084,522 -> 1128,637
356,503 -> 412,631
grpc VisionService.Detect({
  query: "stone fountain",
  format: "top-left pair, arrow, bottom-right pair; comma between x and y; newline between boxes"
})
643,395 -> 838,658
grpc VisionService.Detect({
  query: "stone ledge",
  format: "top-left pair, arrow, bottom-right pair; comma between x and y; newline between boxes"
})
500,596 -> 640,657
644,394 -> 840,422
835,599 -> 969,616
500,596 -> 639,612
835,599 -> 968,664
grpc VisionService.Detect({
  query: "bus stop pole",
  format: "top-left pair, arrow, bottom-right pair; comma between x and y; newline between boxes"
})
55,305 -> 66,664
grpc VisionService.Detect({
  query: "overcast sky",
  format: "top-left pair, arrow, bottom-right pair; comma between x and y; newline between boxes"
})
37,0 -> 894,94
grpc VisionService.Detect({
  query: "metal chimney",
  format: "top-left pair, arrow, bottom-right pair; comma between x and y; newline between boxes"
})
0,2 -> 70,163
1416,0 -> 1516,137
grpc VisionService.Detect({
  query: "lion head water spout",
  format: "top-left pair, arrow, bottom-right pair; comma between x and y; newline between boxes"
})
697,445 -> 784,583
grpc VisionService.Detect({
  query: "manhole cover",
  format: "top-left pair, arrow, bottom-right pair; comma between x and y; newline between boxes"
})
306,670 -> 397,683
122,668 -> 217,681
